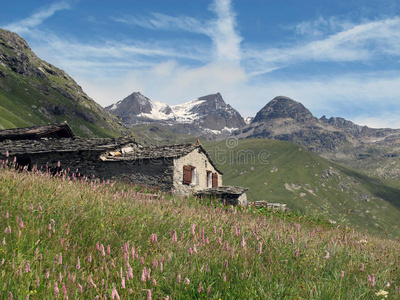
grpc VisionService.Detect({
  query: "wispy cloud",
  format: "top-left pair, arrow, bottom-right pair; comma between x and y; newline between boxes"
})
113,0 -> 242,64
114,12 -> 208,35
4,1 -> 71,33
208,0 -> 242,64
246,17 -> 400,75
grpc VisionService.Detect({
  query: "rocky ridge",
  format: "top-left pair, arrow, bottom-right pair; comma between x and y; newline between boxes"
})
0,29 -> 127,137
106,92 -> 246,139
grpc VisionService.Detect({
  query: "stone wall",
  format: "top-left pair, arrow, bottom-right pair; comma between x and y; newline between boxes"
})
4,151 -> 174,191
173,148 -> 222,195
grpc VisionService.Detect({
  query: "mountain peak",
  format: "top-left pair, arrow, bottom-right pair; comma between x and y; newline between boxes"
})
0,29 -> 30,52
253,96 -> 315,123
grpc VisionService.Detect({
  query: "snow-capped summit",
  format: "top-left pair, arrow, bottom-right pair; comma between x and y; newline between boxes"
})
106,92 -> 246,138
106,92 -> 174,123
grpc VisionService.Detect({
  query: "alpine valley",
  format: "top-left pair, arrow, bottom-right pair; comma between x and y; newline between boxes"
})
2,29 -> 400,236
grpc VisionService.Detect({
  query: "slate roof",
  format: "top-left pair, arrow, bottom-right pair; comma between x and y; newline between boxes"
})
101,143 -> 223,174
196,186 -> 248,195
0,123 -> 74,141
0,137 -> 137,156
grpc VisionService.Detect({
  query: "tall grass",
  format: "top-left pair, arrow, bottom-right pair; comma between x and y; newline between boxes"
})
0,163 -> 399,299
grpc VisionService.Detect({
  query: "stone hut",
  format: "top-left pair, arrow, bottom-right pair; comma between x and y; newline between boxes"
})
99,142 -> 223,194
0,124 -> 249,204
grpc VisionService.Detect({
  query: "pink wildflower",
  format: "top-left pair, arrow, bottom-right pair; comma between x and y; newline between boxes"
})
121,277 -> 126,289
54,282 -> 59,299
141,267 -> 147,282
77,283 -> 83,293
152,278 -> 157,286
62,283 -> 67,296
290,235 -> 294,244
172,231 -> 177,242
19,219 -> 24,228
5,211 -> 9,219
177,274 -> 181,283
213,226 -> 216,234
127,263 -> 133,279
30,203 -> 34,211
151,234 -> 157,243
198,282 -> 203,293
340,270 -> 345,277
152,258 -> 158,269
39,203 -> 42,211
258,242 -> 262,254
59,253 -> 62,265
371,274 -> 375,287
360,263 -> 365,271
225,241 -> 229,251
9,292 -> 12,300
88,275 -> 97,288
324,251 -> 330,259
25,260 -> 31,273
241,236 -> 246,248
147,290 -> 152,300
36,276 -> 40,287
107,245 -> 111,254
193,244 -> 198,254
111,286 -> 120,300
185,278 -> 190,285
100,244 -> 106,256
223,273 -> 227,282
76,257 -> 80,269
191,224 -> 196,236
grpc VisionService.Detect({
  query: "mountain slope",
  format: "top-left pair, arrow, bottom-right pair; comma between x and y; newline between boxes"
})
0,29 -> 127,137
203,138 -> 400,237
106,92 -> 245,139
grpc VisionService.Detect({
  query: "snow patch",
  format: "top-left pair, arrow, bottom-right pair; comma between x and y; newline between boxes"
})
139,99 -> 174,120
171,99 -> 205,123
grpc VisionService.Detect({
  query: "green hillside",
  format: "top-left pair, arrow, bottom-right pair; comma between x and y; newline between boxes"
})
0,29 -> 127,138
203,139 -> 400,237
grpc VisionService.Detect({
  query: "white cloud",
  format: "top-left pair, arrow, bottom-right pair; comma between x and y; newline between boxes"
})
113,12 -> 209,35
295,16 -> 353,37
78,60 -> 247,105
208,0 -> 242,64
113,0 -> 242,64
246,17 -> 400,75
4,1 -> 71,33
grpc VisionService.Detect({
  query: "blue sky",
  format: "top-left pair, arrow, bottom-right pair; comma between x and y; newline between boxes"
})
1,0 -> 400,128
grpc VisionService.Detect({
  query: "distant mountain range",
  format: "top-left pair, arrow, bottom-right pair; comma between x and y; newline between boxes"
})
106,92 -> 245,138
2,28 -> 400,180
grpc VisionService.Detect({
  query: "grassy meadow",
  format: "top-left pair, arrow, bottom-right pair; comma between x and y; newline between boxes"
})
203,139 -> 400,238
0,163 -> 399,299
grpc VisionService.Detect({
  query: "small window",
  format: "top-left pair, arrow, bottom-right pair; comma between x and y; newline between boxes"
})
212,172 -> 218,187
207,171 -> 212,187
183,165 -> 197,185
